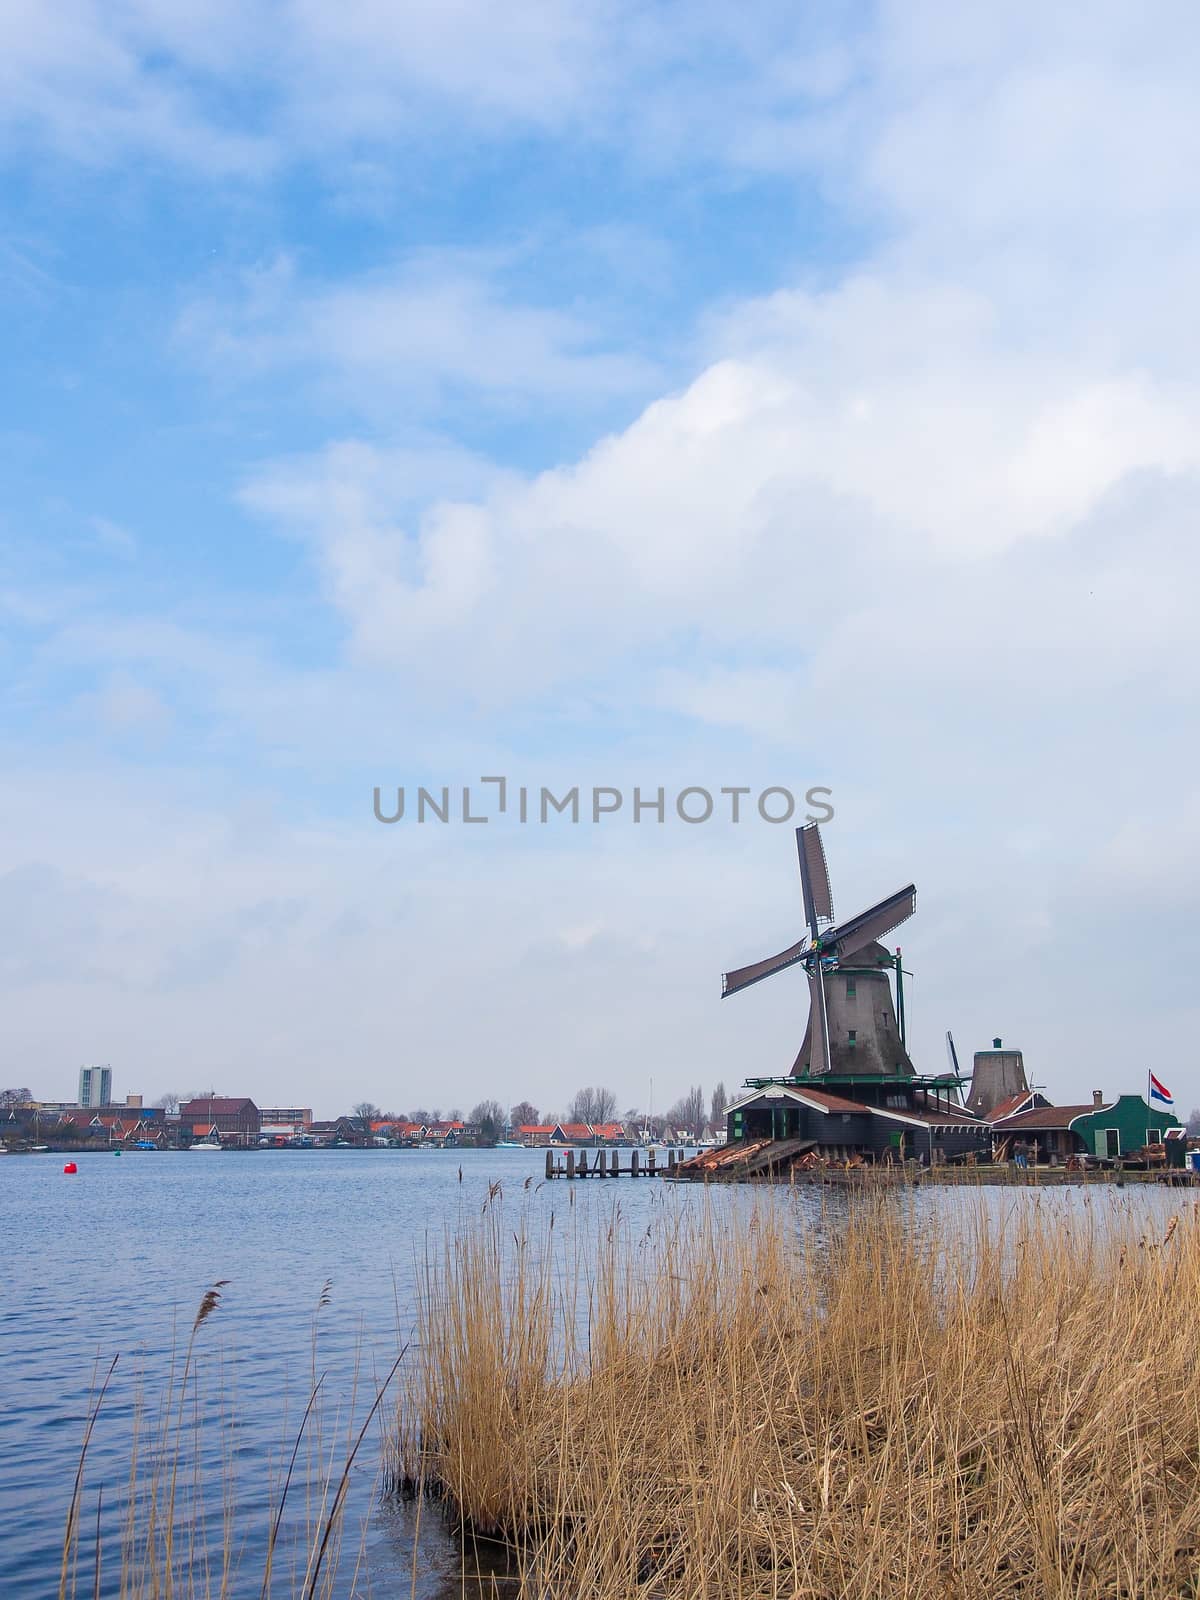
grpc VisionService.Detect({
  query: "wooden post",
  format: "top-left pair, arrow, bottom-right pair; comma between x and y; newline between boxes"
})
566,1149 -> 575,1179
578,1149 -> 588,1177
668,1149 -> 676,1173
598,1148 -> 607,1177
631,1149 -> 640,1177
610,1148 -> 619,1176
545,1148 -> 553,1180
648,1146 -> 656,1176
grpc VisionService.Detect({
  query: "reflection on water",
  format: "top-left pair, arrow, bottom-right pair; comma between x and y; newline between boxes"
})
2,1148 -> 1185,1596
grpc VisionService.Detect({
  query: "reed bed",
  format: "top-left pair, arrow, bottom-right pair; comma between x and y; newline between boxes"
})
396,1192 -> 1200,1599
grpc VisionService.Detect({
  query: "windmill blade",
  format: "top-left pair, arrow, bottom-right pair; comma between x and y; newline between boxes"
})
809,965 -> 832,1075
826,886 -> 916,960
722,936 -> 811,998
796,823 -> 834,938
945,1030 -> 961,1076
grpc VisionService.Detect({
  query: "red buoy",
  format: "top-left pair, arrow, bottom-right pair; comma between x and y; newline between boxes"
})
63,1162 -> 77,1175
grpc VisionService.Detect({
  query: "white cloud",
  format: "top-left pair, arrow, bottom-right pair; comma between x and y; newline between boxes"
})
0,0 -> 846,175
177,253 -> 659,415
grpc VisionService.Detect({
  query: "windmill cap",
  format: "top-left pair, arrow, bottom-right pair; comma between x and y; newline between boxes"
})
993,1037 -> 1002,1047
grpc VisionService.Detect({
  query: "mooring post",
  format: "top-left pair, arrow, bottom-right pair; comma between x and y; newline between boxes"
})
566,1149 -> 575,1179
578,1149 -> 588,1177
610,1148 -> 618,1177
631,1148 -> 640,1177
545,1148 -> 553,1180
598,1148 -> 607,1177
668,1149 -> 676,1174
648,1146 -> 656,1176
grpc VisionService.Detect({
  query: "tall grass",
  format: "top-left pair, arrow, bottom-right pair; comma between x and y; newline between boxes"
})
397,1192 -> 1200,1598
60,1282 -> 403,1600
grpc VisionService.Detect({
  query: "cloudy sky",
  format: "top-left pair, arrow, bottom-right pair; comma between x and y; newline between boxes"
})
3,1 -> 1197,1118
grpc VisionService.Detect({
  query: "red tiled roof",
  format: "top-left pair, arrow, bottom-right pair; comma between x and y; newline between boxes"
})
988,1091 -> 1036,1121
789,1088 -> 869,1115
556,1123 -> 592,1140
591,1123 -> 625,1138
180,1098 -> 257,1115
993,1104 -> 1105,1129
519,1125 -> 556,1135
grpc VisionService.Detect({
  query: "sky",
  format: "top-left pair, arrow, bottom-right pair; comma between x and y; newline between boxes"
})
3,1 -> 1198,1119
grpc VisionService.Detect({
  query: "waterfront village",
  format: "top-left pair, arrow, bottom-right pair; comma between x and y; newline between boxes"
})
1,1038 -> 1194,1176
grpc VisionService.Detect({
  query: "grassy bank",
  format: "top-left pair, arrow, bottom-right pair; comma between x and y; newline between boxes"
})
397,1193 -> 1200,1599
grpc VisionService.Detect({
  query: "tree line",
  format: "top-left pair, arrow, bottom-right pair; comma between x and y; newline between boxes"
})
351,1082 -> 731,1145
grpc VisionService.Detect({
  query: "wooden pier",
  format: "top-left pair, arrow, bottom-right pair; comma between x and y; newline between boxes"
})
543,1146 -> 694,1179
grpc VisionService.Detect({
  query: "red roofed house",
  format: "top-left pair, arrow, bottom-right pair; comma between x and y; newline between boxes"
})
552,1123 -> 594,1145
179,1097 -> 260,1147
424,1120 -> 464,1147
590,1123 -> 625,1144
518,1124 -> 556,1146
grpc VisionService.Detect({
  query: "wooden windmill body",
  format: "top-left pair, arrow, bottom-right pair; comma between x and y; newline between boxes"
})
722,823 -> 917,1083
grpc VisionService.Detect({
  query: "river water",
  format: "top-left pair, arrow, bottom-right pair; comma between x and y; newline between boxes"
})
0,1146 -> 719,1599
1,1147 -> 1183,1598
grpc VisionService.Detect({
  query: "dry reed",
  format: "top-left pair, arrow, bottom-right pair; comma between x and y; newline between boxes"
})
397,1191 -> 1200,1599
60,1280 -> 401,1600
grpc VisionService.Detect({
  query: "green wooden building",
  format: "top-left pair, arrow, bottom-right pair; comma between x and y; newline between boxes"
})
993,1091 -> 1182,1161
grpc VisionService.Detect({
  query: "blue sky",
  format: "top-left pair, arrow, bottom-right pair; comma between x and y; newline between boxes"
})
3,1 -> 1199,1117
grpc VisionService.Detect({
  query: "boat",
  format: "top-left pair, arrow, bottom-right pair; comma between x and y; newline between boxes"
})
495,1140 -> 524,1148
189,1139 -> 223,1152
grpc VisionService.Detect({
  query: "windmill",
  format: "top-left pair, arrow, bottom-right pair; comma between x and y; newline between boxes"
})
722,823 -> 917,1077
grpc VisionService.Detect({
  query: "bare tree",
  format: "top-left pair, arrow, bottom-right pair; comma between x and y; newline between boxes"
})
510,1099 -> 539,1129
1187,1107 -> 1200,1137
0,1087 -> 33,1107
666,1085 -> 706,1137
353,1100 -> 382,1143
409,1108 -> 432,1125
470,1099 -> 507,1145
569,1086 -> 617,1125
710,1082 -> 728,1129
155,1092 -> 181,1114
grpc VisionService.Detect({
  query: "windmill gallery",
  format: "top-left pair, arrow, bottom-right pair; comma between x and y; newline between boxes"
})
673,824 -> 1183,1181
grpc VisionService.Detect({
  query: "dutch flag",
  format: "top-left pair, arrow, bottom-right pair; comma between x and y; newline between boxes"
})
1149,1072 -> 1175,1107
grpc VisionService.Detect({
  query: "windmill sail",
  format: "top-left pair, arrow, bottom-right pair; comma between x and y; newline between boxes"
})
826,886 -> 916,961
808,965 -> 832,1075
796,823 -> 833,937
722,830 -> 918,1081
722,935 -> 812,998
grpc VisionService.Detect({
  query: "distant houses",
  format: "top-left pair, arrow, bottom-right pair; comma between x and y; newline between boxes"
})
57,1106 -> 167,1145
517,1122 -> 630,1147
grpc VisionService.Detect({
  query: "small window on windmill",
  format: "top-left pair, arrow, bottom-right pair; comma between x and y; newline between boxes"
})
846,979 -> 856,1000
848,1030 -> 857,1047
